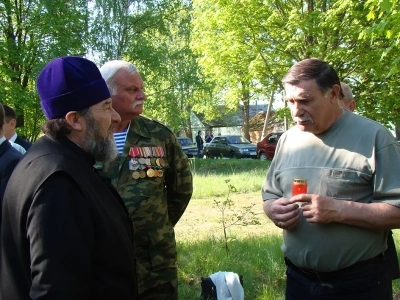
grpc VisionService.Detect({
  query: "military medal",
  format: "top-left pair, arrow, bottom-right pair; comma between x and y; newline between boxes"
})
158,158 -> 166,167
129,145 -> 167,179
158,147 -> 166,167
129,147 -> 139,158
147,169 -> 155,177
142,147 -> 151,165
129,158 -> 139,170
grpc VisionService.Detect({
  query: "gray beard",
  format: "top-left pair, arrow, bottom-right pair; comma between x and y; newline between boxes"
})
83,114 -> 118,163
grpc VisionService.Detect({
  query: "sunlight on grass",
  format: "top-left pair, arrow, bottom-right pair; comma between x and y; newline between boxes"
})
190,158 -> 270,198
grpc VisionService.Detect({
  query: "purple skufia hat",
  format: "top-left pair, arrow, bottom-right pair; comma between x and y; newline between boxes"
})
37,56 -> 111,119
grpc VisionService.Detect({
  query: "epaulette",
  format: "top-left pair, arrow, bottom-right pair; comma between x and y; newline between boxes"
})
141,115 -> 174,134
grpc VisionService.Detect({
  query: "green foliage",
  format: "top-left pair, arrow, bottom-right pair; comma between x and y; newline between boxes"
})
274,107 -> 291,122
213,179 -> 261,256
0,0 -> 91,140
91,0 -> 216,135
3,0 -> 400,139
190,0 -> 400,128
191,0 -> 267,138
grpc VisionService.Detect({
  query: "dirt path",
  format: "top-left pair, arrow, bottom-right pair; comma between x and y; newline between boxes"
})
175,192 -> 281,241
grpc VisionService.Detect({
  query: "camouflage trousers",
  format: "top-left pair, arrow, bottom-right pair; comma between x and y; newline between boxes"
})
138,278 -> 178,300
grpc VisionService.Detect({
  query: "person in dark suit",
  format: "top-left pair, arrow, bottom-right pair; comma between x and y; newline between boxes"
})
196,130 -> 204,158
3,104 -> 32,150
205,131 -> 214,143
0,103 -> 23,222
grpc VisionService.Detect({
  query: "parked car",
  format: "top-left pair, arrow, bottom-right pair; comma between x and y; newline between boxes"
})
256,132 -> 284,160
177,137 -> 199,158
204,135 -> 257,159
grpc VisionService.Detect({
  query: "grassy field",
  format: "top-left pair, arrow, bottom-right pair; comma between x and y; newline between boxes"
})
188,158 -> 270,198
175,158 -> 400,299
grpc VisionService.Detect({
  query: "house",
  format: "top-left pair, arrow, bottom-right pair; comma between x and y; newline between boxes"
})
248,111 -> 285,143
186,104 -> 285,143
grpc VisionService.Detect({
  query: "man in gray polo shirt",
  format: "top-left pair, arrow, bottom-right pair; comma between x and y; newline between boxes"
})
262,58 -> 400,299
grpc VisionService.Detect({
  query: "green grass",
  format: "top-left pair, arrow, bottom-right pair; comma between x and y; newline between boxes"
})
177,235 -> 286,299
176,158 -> 400,299
188,158 -> 271,198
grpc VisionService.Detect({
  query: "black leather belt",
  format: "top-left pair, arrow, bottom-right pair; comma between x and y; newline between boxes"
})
285,253 -> 384,282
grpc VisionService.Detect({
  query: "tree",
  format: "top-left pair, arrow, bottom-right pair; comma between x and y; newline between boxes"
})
130,2 -> 216,137
191,0 -> 400,134
191,0 -> 263,140
361,0 -> 400,137
0,0 -> 91,140
91,0 -> 215,137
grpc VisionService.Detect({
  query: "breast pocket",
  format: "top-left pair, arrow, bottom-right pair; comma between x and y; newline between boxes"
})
317,169 -> 372,200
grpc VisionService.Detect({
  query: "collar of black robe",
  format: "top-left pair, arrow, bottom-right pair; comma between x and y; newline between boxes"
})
57,135 -> 95,168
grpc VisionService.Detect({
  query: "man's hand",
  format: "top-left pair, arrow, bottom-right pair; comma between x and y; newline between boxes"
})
289,194 -> 342,223
263,198 -> 300,230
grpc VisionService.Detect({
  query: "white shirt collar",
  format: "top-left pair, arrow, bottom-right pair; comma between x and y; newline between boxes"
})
9,133 -> 17,143
11,142 -> 26,154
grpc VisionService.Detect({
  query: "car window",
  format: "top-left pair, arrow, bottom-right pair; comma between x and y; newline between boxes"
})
226,136 -> 235,144
178,138 -> 193,146
268,135 -> 278,144
267,133 -> 282,144
227,136 -> 250,144
211,137 -> 220,144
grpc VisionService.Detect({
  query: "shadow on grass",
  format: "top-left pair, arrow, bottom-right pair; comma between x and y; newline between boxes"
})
177,234 -> 286,300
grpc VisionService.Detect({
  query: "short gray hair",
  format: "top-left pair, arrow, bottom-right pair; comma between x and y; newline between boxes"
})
99,60 -> 138,95
340,82 -> 354,104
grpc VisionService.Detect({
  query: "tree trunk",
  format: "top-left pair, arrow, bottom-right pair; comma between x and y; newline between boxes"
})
184,114 -> 193,140
261,91 -> 274,140
242,98 -> 250,141
284,90 -> 289,131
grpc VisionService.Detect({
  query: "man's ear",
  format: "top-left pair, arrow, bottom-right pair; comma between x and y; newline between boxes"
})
348,100 -> 356,112
329,84 -> 341,103
65,111 -> 84,131
9,118 -> 17,129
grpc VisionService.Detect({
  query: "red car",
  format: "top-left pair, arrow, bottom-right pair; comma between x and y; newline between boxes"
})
256,132 -> 284,160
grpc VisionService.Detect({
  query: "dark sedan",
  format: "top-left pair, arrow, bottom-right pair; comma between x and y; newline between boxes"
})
177,137 -> 198,158
204,135 -> 257,159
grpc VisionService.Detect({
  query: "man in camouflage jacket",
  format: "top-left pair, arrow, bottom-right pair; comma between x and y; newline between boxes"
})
99,60 -> 193,300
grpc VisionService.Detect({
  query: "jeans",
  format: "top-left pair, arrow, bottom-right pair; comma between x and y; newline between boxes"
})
197,145 -> 203,158
285,255 -> 390,300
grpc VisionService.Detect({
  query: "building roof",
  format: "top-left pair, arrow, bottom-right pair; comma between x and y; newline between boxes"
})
195,104 -> 271,128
